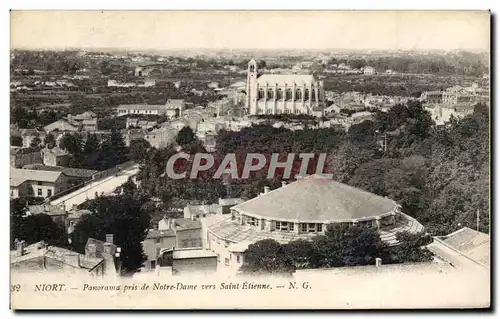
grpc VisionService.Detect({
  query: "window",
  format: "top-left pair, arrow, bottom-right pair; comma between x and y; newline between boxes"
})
266,108 -> 272,114
155,238 -> 161,244
258,88 -> 265,100
237,255 -> 241,263
151,260 -> 156,269
308,224 -> 316,233
301,223 -> 308,232
224,258 -> 230,266
317,224 -> 323,232
267,88 -> 274,100
294,109 -> 300,114
217,254 -> 220,262
304,89 -> 310,101
156,248 -> 161,257
277,88 -> 283,100
247,216 -> 257,226
37,189 -> 42,196
37,181 -> 43,186
285,89 -> 293,101
295,89 -> 302,100
47,189 -> 52,197
275,221 -> 293,231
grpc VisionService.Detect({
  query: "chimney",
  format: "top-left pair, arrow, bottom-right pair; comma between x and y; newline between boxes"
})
105,234 -> 114,245
375,258 -> 382,268
103,242 -> 113,255
281,181 -> 287,187
64,253 -> 80,267
71,204 -> 78,211
15,240 -> 26,257
264,186 -> 270,194
87,243 -> 97,258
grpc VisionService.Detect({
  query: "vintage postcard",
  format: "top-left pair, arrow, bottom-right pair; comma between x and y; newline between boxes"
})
9,10 -> 490,309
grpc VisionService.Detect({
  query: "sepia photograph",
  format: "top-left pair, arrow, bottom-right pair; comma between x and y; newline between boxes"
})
8,10 -> 491,309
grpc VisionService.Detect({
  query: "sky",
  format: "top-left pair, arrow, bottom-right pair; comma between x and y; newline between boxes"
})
10,11 -> 490,51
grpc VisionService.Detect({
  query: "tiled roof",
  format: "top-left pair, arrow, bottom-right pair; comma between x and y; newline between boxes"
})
86,238 -> 117,256
232,175 -> 398,223
117,104 -> 165,111
202,214 -> 318,244
10,168 -> 62,187
174,218 -> 202,230
41,147 -> 68,157
67,209 -> 92,220
146,229 -> 176,239
21,164 -> 98,178
10,241 -> 103,271
28,204 -> 67,217
172,248 -> 216,260
218,198 -> 244,206
442,227 -> 490,267
257,74 -> 316,86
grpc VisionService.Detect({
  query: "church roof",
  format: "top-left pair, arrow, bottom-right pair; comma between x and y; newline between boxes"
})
257,74 -> 316,86
232,175 -> 398,223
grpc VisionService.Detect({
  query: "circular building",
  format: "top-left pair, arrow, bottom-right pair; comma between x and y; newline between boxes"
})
201,174 -> 425,272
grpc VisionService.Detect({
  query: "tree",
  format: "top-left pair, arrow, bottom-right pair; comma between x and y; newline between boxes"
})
129,139 -> 151,164
176,126 -> 196,146
83,133 -> 100,155
240,239 -> 295,275
389,231 -> 434,263
310,224 -> 389,268
30,136 -> 41,148
44,133 -> 56,148
10,135 -> 23,147
70,193 -> 151,273
11,198 -> 68,249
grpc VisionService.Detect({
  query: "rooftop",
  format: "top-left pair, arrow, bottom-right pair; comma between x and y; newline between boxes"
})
10,168 -> 62,187
172,248 -> 217,260
27,204 -> 67,217
232,175 -> 398,223
11,241 -> 103,271
146,229 -> 176,239
21,164 -> 98,178
442,227 -> 490,267
257,74 -> 316,86
174,218 -> 202,231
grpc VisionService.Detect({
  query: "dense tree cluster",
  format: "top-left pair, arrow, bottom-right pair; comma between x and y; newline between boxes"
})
326,52 -> 488,76
10,197 -> 68,250
59,130 -> 130,171
70,182 -> 152,273
240,224 -> 433,275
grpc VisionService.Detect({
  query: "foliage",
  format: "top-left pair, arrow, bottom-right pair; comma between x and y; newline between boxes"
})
129,138 -> 152,164
10,135 -> 23,147
239,239 -> 295,275
69,191 -> 151,273
176,126 -> 196,146
10,198 -> 68,249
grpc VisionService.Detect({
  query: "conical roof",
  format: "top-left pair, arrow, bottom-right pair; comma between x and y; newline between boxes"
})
232,175 -> 397,223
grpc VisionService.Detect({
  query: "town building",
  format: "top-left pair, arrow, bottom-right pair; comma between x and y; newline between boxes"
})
43,119 -> 79,133
10,168 -> 69,199
126,118 -> 158,130
10,239 -> 112,277
142,217 -> 203,271
200,175 -> 425,273
438,227 -> 490,268
363,66 -> 376,75
245,59 -> 325,117
20,129 -> 47,148
424,103 -> 474,125
21,164 -> 98,186
116,100 -> 185,118
26,204 -> 68,225
170,248 -> 218,276
41,147 -> 70,167
10,147 -> 43,168
420,91 -> 444,104
82,119 -> 98,132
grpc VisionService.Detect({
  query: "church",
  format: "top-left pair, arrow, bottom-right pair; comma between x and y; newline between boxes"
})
245,59 -> 325,117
